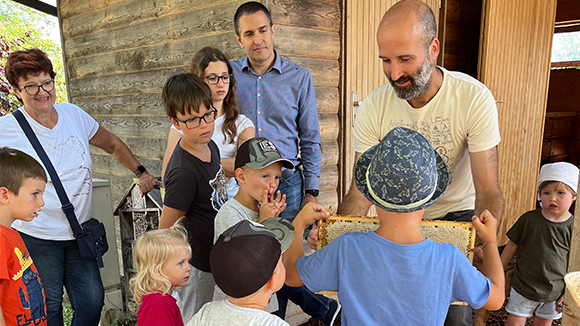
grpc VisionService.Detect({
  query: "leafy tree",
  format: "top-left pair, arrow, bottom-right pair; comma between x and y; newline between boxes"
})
0,0 -> 66,116
552,31 -> 580,63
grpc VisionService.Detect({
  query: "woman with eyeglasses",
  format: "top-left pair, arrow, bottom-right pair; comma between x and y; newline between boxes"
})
0,48 -> 158,326
162,47 -> 255,198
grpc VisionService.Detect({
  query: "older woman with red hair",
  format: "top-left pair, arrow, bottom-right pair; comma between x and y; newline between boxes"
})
0,48 -> 157,326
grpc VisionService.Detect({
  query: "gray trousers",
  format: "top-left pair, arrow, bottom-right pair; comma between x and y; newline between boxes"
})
176,263 -> 215,323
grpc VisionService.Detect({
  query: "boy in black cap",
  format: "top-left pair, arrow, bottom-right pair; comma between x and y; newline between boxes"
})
213,137 -> 341,325
188,218 -> 293,325
285,127 -> 505,325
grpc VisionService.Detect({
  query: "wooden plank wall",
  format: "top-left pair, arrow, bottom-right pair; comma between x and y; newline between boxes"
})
59,0 -> 341,210
342,0 -> 439,200
478,0 -> 557,244
265,0 -> 341,212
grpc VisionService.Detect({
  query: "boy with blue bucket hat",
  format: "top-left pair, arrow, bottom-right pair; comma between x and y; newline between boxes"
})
284,127 -> 505,325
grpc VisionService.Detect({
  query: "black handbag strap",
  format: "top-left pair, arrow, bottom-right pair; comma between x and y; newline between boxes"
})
13,110 -> 84,237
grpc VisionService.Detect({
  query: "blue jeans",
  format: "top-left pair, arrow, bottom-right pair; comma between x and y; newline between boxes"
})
278,169 -> 303,222
274,284 -> 330,319
20,232 -> 104,326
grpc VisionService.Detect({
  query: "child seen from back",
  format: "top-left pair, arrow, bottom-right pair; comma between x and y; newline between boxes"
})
130,224 -> 191,326
188,218 -> 294,325
285,127 -> 505,325
159,73 -> 228,321
501,162 -> 578,326
0,147 -> 47,326
212,137 -> 341,325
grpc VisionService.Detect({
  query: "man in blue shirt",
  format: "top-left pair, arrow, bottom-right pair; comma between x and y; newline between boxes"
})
229,3 -> 340,326
231,1 -> 322,222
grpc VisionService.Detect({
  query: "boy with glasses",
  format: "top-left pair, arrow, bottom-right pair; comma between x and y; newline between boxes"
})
159,73 -> 229,322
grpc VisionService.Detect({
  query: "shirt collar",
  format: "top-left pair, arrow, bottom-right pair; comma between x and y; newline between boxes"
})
241,50 -> 283,75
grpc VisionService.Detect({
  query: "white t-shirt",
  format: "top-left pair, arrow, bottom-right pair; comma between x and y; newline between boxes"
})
0,104 -> 99,240
187,300 -> 289,326
172,114 -> 254,158
354,67 -> 501,219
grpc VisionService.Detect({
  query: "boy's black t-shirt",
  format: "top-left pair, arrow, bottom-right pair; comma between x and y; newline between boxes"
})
507,209 -> 573,301
163,140 -> 228,272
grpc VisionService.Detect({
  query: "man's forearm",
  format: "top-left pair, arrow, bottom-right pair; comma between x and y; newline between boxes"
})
300,141 -> 321,191
474,190 -> 505,232
337,183 -> 371,215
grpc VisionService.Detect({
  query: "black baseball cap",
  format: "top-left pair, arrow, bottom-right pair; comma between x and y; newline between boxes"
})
210,218 -> 294,298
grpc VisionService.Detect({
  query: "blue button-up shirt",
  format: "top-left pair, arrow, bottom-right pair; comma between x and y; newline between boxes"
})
231,52 -> 321,191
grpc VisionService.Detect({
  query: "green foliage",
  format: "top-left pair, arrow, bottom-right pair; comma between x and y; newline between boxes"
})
0,0 -> 66,116
63,304 -> 73,326
552,31 -> 580,63
111,314 -> 137,326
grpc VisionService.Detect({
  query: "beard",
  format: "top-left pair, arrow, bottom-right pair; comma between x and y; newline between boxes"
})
387,56 -> 434,100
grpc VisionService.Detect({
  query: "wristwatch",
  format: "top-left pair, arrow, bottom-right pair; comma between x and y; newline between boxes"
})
305,189 -> 319,197
134,165 -> 147,177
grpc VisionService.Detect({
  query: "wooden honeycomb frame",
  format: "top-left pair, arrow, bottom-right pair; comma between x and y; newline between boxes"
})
317,215 -> 476,262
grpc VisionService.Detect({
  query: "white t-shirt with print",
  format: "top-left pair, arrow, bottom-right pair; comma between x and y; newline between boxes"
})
0,104 -> 99,240
354,67 -> 501,219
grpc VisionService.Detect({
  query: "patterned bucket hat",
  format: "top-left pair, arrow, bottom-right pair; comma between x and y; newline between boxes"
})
355,127 -> 449,213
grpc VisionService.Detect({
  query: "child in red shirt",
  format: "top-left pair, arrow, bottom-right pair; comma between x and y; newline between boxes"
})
130,223 -> 192,325
0,147 -> 47,326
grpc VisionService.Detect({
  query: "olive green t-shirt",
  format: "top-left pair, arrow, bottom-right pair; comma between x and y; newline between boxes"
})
508,209 -> 573,302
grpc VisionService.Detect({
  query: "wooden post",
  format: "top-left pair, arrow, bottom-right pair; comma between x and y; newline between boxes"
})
562,172 -> 580,324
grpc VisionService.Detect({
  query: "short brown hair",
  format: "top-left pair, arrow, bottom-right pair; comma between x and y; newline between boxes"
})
234,1 -> 272,37
0,147 -> 47,195
538,181 -> 577,196
5,48 -> 56,89
161,73 -> 213,118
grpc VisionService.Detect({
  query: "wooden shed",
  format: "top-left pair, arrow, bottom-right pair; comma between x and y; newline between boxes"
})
57,0 -> 341,212
54,0 -> 580,322
55,0 -> 574,234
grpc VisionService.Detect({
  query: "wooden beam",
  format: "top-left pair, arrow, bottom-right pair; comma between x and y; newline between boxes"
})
10,0 -> 57,16
551,61 -> 580,68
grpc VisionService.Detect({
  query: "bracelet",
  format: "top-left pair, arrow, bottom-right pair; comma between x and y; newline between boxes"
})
481,241 -> 498,249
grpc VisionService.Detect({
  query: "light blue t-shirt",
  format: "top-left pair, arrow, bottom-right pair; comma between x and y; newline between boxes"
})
297,232 -> 491,326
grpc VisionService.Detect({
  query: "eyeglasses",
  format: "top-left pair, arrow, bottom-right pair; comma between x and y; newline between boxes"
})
204,74 -> 232,85
174,108 -> 217,129
21,79 -> 55,95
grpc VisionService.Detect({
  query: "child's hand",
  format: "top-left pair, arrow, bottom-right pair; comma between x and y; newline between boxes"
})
556,295 -> 564,313
471,209 -> 498,244
295,202 -> 330,228
258,189 -> 286,223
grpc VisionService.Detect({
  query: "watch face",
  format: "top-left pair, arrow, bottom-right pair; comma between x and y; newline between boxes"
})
135,165 -> 146,176
306,190 -> 319,197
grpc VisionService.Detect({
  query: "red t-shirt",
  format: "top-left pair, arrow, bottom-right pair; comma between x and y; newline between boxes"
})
0,225 -> 47,325
138,292 -> 184,326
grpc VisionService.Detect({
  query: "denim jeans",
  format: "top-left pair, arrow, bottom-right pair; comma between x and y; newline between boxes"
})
19,232 -> 104,326
225,177 -> 239,199
278,169 -> 303,222
274,284 -> 330,319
